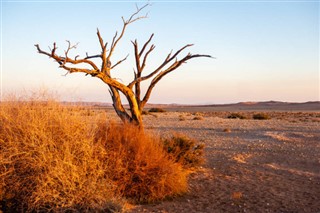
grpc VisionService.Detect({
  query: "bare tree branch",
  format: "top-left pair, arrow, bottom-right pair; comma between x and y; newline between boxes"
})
85,53 -> 101,59
111,54 -> 129,69
97,28 -> 105,49
140,53 -> 212,108
139,33 -> 154,57
130,36 -> 155,107
141,44 -> 155,71
59,65 -> 95,75
95,29 -> 110,74
35,43 -> 100,72
132,39 -> 141,72
126,3 -> 149,24
106,3 -> 149,68
128,44 -> 195,89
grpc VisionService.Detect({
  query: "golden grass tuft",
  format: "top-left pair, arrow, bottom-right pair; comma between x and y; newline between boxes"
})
0,100 -> 120,212
95,122 -> 188,203
0,96 -> 189,211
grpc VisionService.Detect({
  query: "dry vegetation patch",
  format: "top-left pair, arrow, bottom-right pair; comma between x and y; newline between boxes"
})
148,108 -> 166,113
0,99 -> 202,212
95,122 -> 188,203
252,113 -> 270,120
0,101 -> 119,212
163,134 -> 205,168
227,112 -> 247,119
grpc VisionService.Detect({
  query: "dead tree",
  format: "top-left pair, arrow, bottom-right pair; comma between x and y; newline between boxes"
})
35,4 -> 211,127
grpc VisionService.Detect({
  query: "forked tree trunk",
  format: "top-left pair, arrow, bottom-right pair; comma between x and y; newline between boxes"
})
125,94 -> 143,127
109,85 -> 143,127
114,103 -> 143,127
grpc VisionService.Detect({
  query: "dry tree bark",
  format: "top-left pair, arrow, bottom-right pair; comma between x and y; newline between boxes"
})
35,4 -> 212,127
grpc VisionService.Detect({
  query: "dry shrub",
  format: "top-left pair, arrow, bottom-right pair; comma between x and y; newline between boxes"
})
95,122 -> 188,203
148,108 -> 166,113
162,134 -> 205,168
141,110 -> 149,115
193,116 -> 204,120
0,100 -> 120,212
227,113 -> 247,119
0,97 -> 188,211
178,114 -> 186,121
253,113 -> 270,120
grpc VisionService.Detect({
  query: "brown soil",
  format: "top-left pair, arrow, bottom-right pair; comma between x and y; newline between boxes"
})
126,111 -> 320,213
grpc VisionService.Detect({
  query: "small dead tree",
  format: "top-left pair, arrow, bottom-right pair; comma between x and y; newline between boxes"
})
35,4 -> 211,127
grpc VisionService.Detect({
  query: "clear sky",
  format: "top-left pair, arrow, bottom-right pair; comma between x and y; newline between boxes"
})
1,0 -> 319,104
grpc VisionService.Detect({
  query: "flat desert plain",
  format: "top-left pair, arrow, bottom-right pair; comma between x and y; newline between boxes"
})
118,103 -> 320,213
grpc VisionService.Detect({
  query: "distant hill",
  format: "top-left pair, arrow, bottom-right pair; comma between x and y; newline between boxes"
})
61,101 -> 320,111
145,101 -> 320,111
196,101 -> 320,111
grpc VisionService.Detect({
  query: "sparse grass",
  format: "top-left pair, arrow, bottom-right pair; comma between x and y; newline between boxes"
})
148,108 -> 166,113
162,134 -> 205,168
253,113 -> 270,120
0,97 -> 190,211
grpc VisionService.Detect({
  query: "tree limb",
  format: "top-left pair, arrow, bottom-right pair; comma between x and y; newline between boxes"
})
35,43 -> 100,71
106,3 -> 149,68
111,54 -> 129,69
97,28 -> 105,50
141,44 -> 155,71
59,65 -> 96,76
139,33 -> 154,57
128,44 -> 195,89
132,39 -> 141,73
85,53 -> 101,60
140,53 -> 212,108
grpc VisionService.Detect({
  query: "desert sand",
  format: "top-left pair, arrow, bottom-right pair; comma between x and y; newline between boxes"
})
120,108 -> 320,213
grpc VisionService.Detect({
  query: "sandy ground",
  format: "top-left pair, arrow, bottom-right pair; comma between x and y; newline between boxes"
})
124,111 -> 320,213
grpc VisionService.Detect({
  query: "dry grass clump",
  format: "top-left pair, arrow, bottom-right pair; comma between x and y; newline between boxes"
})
179,115 -> 186,121
162,134 -> 205,168
190,112 -> 204,121
148,108 -> 166,113
0,100 -> 120,212
0,97 -> 189,211
95,122 -> 188,203
192,112 -> 201,115
193,116 -> 204,120
227,112 -> 247,119
253,113 -> 270,120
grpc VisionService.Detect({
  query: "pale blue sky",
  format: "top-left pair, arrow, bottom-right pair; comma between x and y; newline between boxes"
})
1,0 -> 319,104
